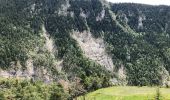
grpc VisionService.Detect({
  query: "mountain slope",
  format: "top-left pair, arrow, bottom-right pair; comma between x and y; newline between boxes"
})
1,0 -> 170,98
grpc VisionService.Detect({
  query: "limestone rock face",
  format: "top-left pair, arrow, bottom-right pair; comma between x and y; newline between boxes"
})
58,0 -> 70,16
42,25 -> 56,54
71,30 -> 114,71
96,9 -> 105,21
0,59 -> 52,82
138,13 -> 146,29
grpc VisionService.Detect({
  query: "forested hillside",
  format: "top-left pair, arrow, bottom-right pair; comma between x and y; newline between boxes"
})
1,0 -> 170,99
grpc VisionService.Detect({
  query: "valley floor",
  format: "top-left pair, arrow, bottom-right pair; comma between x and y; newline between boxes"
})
77,86 -> 170,100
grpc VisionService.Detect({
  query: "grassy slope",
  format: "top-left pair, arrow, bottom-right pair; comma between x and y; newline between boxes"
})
78,86 -> 170,100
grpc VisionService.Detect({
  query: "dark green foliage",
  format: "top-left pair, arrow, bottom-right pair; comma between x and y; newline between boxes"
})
0,0 -> 43,69
111,3 -> 170,33
1,0 -> 170,97
0,78 -> 70,100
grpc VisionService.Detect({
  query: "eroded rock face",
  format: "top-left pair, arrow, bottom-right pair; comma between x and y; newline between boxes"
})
110,65 -> 127,85
71,30 -> 114,71
118,65 -> 127,84
0,70 -> 13,78
0,59 -> 52,82
96,9 -> 105,21
0,26 -> 60,82
42,25 -> 63,72
42,25 -> 56,54
0,60 -> 31,79
80,8 -> 89,19
138,13 -> 146,29
30,3 -> 36,11
160,67 -> 169,86
117,11 -> 128,24
24,59 -> 34,79
58,0 -> 70,16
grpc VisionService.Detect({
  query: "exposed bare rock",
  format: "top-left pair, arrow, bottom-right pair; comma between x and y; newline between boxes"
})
118,65 -> 127,84
96,9 -> 105,21
117,11 -> 129,24
58,79 -> 70,91
110,65 -> 127,85
138,13 -> 146,29
160,67 -> 169,86
33,67 -> 52,83
25,59 -> 34,76
70,11 -> 75,18
165,77 -> 170,87
42,25 -> 56,54
41,25 -> 63,71
0,60 -> 33,79
0,59 -> 53,82
71,30 -> 114,71
80,8 -> 89,19
0,70 -> 12,78
58,0 -> 70,16
54,60 -> 63,72
30,3 -> 36,11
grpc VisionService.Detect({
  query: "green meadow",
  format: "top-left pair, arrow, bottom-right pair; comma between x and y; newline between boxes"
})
77,86 -> 170,100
